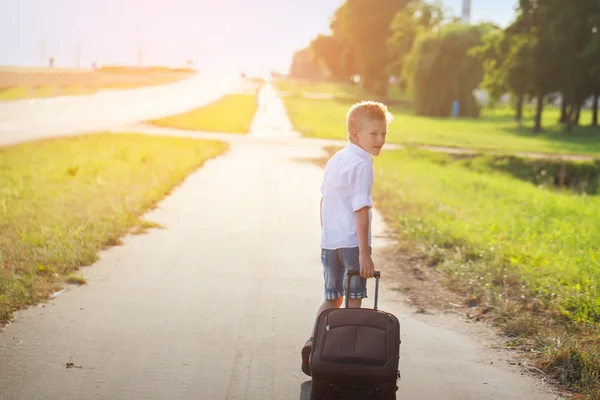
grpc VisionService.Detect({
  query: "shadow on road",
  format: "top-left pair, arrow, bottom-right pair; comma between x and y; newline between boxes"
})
300,380 -> 312,400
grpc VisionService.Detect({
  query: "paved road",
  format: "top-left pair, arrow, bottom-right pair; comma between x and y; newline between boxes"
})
0,83 -> 562,399
0,71 -> 241,147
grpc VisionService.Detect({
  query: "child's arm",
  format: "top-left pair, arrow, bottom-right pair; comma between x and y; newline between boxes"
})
356,207 -> 375,278
349,163 -> 376,278
320,197 -> 323,228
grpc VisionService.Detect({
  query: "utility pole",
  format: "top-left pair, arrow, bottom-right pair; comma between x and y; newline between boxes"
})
461,0 -> 472,24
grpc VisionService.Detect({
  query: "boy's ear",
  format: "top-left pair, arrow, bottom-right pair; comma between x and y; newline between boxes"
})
349,128 -> 357,142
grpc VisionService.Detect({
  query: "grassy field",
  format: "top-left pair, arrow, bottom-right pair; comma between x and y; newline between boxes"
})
375,150 -> 600,323
0,133 -> 227,325
370,148 -> 600,396
276,77 -> 410,103
0,66 -> 195,101
150,94 -> 259,133
276,78 -> 600,157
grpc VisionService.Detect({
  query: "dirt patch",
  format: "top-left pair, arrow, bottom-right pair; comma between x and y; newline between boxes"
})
377,243 -> 472,316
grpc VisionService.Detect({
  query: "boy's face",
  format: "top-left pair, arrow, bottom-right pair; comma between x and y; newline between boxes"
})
351,118 -> 387,156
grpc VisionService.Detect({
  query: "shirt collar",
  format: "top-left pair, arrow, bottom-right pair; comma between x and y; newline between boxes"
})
346,142 -> 373,163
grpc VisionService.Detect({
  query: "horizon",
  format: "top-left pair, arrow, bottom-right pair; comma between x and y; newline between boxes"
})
0,0 -> 518,75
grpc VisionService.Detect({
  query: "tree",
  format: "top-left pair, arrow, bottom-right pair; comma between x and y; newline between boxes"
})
581,10 -> 600,126
518,0 -> 599,132
470,26 -> 535,123
329,0 -> 410,96
309,34 -> 355,82
387,0 -> 446,88
404,22 -> 494,117
288,46 -> 326,80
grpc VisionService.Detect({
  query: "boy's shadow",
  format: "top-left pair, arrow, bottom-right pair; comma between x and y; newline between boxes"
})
299,380 -> 312,400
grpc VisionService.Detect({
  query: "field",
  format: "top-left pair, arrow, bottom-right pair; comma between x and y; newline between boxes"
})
278,77 -> 600,397
0,66 -> 196,101
277,78 -> 600,157
374,149 -> 600,396
149,79 -> 261,133
0,133 -> 227,325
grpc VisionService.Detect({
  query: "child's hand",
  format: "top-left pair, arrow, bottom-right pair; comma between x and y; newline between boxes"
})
359,253 -> 376,278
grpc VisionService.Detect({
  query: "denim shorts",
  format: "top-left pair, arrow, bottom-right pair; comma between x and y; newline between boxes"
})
321,247 -> 369,300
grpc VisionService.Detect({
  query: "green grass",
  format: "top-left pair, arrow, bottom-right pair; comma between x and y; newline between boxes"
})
0,86 -> 29,101
279,90 -> 600,157
0,86 -> 57,101
150,94 -> 258,134
66,273 -> 86,285
276,78 -> 410,102
374,149 -> 600,324
0,133 -> 227,324
0,85 -> 93,101
370,148 -> 600,396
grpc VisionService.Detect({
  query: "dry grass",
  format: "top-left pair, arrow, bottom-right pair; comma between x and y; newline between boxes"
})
150,94 -> 259,134
0,66 -> 195,101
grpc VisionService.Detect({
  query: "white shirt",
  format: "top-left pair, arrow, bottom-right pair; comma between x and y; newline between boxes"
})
320,142 -> 374,249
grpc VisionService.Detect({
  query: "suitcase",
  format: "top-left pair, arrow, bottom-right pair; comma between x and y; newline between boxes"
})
309,271 -> 401,400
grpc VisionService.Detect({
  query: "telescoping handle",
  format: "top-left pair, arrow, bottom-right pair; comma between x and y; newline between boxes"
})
345,271 -> 380,310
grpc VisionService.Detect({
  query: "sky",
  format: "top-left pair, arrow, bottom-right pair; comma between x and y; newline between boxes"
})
0,0 -> 519,75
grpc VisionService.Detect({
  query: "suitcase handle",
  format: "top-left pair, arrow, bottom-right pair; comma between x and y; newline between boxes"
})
345,271 -> 380,310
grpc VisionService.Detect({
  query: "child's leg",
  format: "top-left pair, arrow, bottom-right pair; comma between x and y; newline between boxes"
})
340,247 -> 368,308
310,248 -> 345,332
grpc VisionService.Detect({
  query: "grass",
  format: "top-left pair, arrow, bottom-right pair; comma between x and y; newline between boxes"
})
0,83 -> 159,101
275,78 -> 600,157
0,86 -> 28,101
66,274 -> 86,285
0,67 -> 194,101
0,133 -> 227,325
374,149 -> 600,324
370,148 -> 600,397
0,86 -> 60,101
149,94 -> 259,134
276,78 -> 410,103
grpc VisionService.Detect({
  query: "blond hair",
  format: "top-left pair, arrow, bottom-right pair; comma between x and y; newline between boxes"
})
346,101 -> 393,140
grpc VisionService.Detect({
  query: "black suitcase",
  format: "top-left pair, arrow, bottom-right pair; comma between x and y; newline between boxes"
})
309,271 -> 401,400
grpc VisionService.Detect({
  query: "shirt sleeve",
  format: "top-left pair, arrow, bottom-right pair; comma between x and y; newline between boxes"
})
348,163 -> 374,212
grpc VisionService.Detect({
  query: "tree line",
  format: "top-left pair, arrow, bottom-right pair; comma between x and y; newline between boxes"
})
289,0 -> 600,132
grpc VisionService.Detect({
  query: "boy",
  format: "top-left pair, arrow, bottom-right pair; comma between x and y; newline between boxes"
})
301,101 -> 393,376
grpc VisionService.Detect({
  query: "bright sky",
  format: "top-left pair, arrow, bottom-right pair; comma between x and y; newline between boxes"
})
0,0 -> 518,75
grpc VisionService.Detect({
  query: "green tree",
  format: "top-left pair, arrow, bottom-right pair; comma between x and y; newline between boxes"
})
289,46 -> 326,80
309,34 -> 355,82
581,10 -> 600,126
518,0 -> 598,132
404,22 -> 494,117
470,25 -> 535,123
330,0 -> 410,96
387,0 -> 446,88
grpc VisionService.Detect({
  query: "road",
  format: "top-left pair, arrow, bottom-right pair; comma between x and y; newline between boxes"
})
0,82 -> 563,399
0,71 -> 241,147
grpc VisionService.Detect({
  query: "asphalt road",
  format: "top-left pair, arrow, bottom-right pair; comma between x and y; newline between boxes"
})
0,82 -> 563,400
